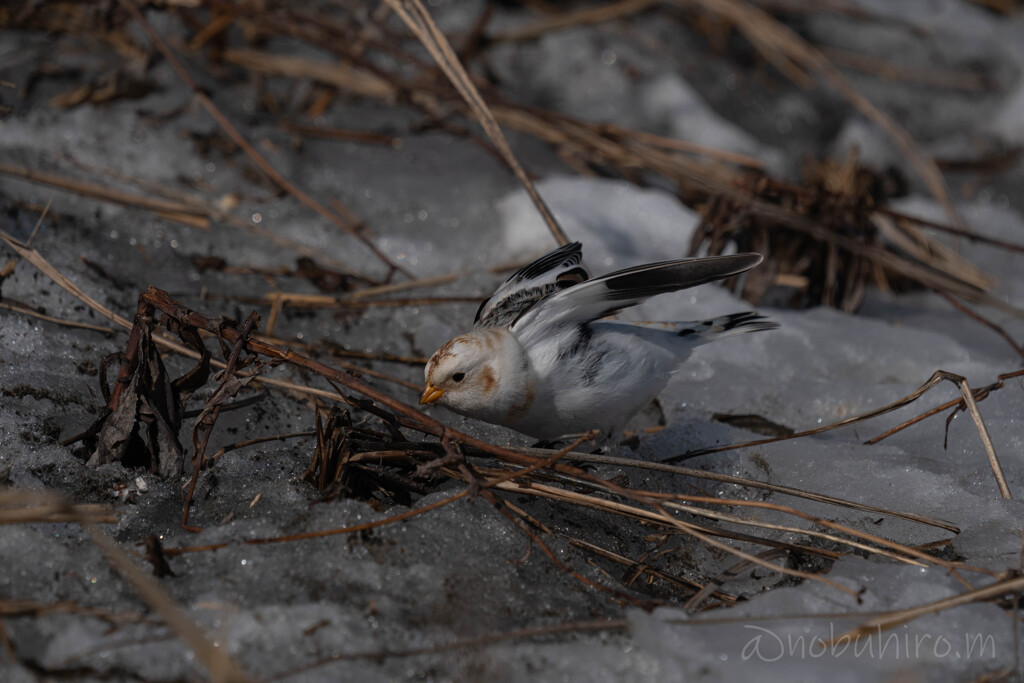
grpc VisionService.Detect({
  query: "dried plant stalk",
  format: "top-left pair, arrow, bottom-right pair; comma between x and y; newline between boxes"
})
379,0 -> 569,246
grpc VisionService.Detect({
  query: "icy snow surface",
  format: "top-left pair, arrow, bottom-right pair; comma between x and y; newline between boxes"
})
1,0 -> 1023,681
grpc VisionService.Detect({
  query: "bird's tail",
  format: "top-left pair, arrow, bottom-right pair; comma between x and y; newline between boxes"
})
674,312 -> 778,343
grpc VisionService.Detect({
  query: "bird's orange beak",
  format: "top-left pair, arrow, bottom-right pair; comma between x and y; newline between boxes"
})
419,383 -> 445,405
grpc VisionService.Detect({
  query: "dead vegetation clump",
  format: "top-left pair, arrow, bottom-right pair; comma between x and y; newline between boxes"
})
691,152 -> 996,312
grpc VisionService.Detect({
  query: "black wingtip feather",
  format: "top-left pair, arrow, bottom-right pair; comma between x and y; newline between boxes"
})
475,243 -> 588,327
509,242 -> 583,282
507,250 -> 769,334
676,312 -> 779,337
717,311 -> 774,331
602,253 -> 763,300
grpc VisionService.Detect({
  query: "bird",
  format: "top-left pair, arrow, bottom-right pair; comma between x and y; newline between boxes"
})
419,242 -> 777,440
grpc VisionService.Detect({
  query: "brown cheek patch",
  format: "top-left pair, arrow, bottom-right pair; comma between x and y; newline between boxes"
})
479,366 -> 496,393
507,381 -> 535,419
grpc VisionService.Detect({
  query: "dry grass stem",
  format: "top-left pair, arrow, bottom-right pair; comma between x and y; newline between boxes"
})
491,0 -> 662,42
0,491 -> 116,525
86,526 -> 253,682
496,471 -> 971,572
667,368 -> 1015,500
380,0 -> 569,246
2,489 -> 251,682
0,228 -> 422,406
485,478 -> 858,596
837,574 -> 1024,642
934,291 -> 1024,360
0,161 -> 370,275
659,500 -> 928,566
878,209 -> 1024,255
819,45 -> 990,91
659,495 -> 978,571
566,537 -> 739,600
165,489 -> 472,556
0,229 -> 134,329
208,431 -> 316,463
867,369 -> 1024,445
0,300 -> 118,335
353,441 -> 960,532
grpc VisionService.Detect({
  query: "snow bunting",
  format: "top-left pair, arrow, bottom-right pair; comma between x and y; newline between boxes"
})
420,242 -> 776,439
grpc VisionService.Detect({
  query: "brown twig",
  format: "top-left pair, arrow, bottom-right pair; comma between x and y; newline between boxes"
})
668,369 -> 1012,499
866,369 -> 1024,445
490,0 -> 662,42
85,527 -> 253,682
0,491 -> 116,525
207,431 -> 316,463
567,536 -> 737,601
165,489 -> 472,555
818,45 -> 990,91
836,573 -> 1024,642
0,300 -> 117,335
354,440 -> 960,532
182,311 -> 261,529
278,121 -> 401,147
936,291 -> 1024,360
684,549 -> 789,611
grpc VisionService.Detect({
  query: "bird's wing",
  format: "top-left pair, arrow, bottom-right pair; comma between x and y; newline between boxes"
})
474,241 -> 590,329
511,253 -> 764,341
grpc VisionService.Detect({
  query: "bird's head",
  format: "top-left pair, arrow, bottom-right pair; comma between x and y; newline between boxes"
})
420,333 -> 501,412
419,328 -> 533,424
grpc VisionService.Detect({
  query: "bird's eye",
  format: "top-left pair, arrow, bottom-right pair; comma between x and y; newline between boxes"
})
452,372 -> 466,383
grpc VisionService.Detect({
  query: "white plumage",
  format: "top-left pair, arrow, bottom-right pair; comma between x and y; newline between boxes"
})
420,243 -> 776,439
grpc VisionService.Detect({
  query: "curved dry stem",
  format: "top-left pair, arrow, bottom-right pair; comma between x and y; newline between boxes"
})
529,448 -> 959,533
660,500 -> 928,566
490,476 -> 976,574
666,369 -> 1012,499
487,478 -> 857,596
836,574 -> 1024,642
651,503 -> 860,598
380,0 -> 569,247
657,493 -> 984,573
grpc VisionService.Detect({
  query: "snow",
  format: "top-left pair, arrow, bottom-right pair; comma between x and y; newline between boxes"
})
639,73 -> 785,172
1,0 -> 1023,680
499,176 -> 701,265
